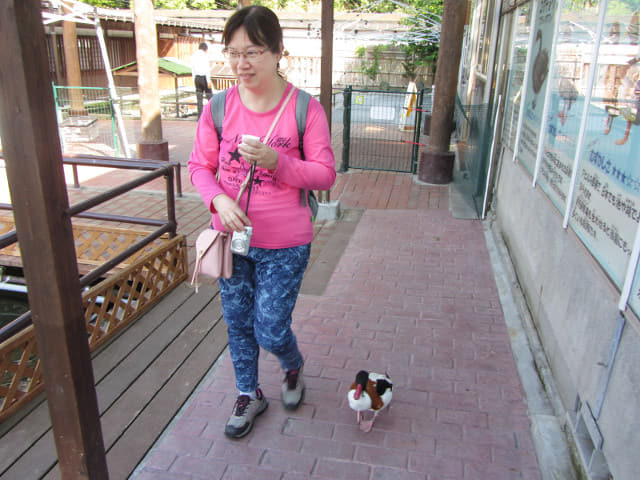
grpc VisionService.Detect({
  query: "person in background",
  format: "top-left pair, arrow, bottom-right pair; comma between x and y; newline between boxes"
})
191,42 -> 212,116
187,6 -> 335,439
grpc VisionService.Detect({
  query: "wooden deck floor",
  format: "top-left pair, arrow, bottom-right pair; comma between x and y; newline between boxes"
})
0,283 -> 227,480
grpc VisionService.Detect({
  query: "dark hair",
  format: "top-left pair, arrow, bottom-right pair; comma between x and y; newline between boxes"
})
198,42 -> 208,51
222,6 -> 283,54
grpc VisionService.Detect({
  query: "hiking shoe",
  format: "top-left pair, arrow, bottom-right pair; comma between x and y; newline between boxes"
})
281,364 -> 305,410
224,388 -> 268,439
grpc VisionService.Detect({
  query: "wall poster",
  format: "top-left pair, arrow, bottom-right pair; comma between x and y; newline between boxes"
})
503,4 -> 532,151
516,0 -> 558,175
569,5 -> 640,290
537,5 -> 599,211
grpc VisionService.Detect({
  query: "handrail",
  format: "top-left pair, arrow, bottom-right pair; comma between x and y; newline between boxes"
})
0,154 -> 180,343
63,154 -> 183,197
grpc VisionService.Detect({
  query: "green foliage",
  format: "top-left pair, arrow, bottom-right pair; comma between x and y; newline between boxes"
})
607,1 -> 639,15
80,0 -> 130,7
401,42 -> 437,80
563,0 -> 634,12
154,0 -> 222,8
397,0 -> 442,79
334,0 -> 400,13
357,44 -> 386,81
78,0 -> 442,13
79,0 -> 224,8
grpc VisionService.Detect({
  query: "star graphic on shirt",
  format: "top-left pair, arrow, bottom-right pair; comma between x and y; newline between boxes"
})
253,176 -> 264,187
228,147 -> 242,165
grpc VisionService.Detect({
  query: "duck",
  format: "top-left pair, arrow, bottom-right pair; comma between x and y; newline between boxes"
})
531,29 -> 549,110
347,370 -> 393,432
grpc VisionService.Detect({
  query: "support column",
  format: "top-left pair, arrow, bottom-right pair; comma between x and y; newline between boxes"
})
134,0 -> 168,161
418,0 -> 467,184
62,6 -> 86,116
0,1 -> 108,478
319,0 -> 335,208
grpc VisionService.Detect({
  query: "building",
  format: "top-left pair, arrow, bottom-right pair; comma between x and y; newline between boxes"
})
459,0 -> 640,478
43,5 -> 419,95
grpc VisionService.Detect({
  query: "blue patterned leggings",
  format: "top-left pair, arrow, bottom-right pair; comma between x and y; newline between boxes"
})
218,244 -> 310,393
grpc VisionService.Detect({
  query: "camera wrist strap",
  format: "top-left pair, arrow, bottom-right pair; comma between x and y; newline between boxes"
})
243,162 -> 256,215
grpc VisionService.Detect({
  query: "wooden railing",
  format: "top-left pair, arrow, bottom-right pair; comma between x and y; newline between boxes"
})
0,156 -> 188,422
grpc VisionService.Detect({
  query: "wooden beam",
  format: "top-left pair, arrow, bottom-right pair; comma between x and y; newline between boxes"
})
0,1 -> 108,479
320,0 -> 333,127
62,4 -> 86,116
134,0 -> 169,161
319,0 -> 334,204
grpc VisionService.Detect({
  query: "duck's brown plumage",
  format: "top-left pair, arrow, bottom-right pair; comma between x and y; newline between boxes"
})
350,379 -> 385,410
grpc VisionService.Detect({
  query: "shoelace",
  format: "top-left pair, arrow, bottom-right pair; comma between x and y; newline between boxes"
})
285,369 -> 299,390
234,395 -> 251,416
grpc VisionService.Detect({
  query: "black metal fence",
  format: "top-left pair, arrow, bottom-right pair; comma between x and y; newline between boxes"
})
454,97 -> 494,217
340,87 -> 432,173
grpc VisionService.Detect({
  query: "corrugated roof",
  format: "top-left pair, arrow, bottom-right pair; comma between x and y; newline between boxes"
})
113,57 -> 192,77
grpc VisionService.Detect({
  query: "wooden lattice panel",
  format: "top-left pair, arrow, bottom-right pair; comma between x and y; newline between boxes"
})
83,235 -> 188,351
0,326 -> 43,421
0,214 -> 164,270
73,225 -> 164,267
0,234 -> 188,422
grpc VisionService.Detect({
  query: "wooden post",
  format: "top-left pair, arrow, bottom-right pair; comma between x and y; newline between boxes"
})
0,1 -> 109,479
319,0 -> 334,204
134,0 -> 169,161
62,5 -> 86,116
417,0 -> 467,184
48,26 -> 64,85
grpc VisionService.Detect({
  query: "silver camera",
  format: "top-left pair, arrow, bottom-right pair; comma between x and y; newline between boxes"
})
230,226 -> 253,256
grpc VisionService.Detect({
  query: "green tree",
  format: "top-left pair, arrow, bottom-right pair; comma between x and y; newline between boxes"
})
79,0 -> 223,8
80,0 -> 130,7
355,44 -> 387,81
397,0 -> 443,80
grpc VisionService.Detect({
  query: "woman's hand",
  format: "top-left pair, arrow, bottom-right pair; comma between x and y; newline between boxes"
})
212,194 -> 251,232
238,136 -> 278,170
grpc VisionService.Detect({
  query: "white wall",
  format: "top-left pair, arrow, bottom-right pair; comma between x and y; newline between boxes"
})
494,148 -> 640,480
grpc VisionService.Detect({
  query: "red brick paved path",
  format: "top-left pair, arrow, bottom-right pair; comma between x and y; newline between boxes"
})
128,208 -> 540,479
65,120 -> 539,479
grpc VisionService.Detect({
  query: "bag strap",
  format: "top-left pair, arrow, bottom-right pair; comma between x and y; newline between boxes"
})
265,86 -> 297,144
242,86 -> 297,215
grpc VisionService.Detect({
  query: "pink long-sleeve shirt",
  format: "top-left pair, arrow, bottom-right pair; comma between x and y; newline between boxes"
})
188,83 -> 336,249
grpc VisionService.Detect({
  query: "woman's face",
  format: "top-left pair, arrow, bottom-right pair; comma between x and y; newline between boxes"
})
227,26 -> 281,91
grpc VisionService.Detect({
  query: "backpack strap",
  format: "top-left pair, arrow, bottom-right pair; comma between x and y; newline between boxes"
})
295,90 -> 316,214
210,89 -> 228,143
295,90 -> 311,159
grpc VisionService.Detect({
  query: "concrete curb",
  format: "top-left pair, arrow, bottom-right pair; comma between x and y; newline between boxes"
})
315,200 -> 341,222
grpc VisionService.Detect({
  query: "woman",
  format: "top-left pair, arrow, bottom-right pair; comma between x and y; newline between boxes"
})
188,6 -> 336,439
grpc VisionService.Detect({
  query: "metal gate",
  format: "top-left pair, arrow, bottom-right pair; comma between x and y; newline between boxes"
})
340,86 -> 431,173
53,85 -> 123,157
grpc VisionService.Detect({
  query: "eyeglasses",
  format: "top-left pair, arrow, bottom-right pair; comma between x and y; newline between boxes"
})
222,47 -> 267,62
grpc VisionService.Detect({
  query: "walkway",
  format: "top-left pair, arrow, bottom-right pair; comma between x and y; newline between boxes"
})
1,119 -> 544,479
106,122 -> 540,479
133,208 -> 541,480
